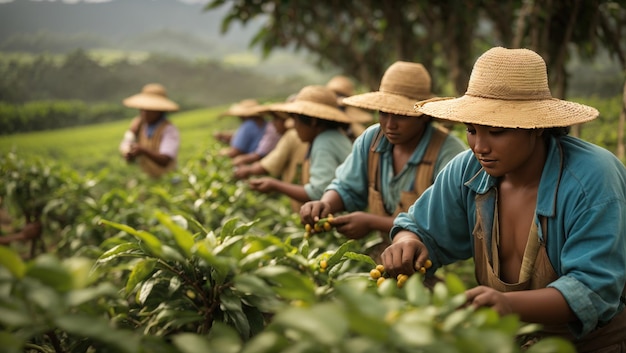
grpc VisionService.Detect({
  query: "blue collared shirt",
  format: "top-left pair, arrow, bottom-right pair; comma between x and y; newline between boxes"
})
327,123 -> 467,212
391,135 -> 626,338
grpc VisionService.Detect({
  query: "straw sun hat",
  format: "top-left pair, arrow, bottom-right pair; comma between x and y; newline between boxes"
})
270,85 -> 353,124
123,83 -> 180,112
342,61 -> 434,116
219,99 -> 264,118
414,47 -> 599,128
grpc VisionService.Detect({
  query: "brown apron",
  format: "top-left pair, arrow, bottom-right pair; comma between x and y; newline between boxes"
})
137,121 -> 176,178
473,191 -> 626,352
365,126 -> 448,262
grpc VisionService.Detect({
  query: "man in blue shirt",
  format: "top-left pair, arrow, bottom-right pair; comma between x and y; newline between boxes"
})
299,62 -> 466,259
383,47 -> 626,351
216,99 -> 266,158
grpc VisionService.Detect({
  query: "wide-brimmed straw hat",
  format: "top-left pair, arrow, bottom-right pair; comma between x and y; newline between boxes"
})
219,99 -> 264,118
326,76 -> 374,124
414,47 -> 599,128
326,75 -> 355,97
123,83 -> 179,112
343,61 -> 434,116
270,85 -> 352,123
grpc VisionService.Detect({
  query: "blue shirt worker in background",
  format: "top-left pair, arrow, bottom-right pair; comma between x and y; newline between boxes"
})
300,62 -> 466,261
383,47 -> 626,351
248,85 -> 353,207
216,99 -> 267,158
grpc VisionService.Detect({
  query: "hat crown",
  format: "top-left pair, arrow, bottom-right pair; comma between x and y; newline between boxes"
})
466,47 -> 552,100
142,83 -> 168,97
295,85 -> 339,108
326,75 -> 355,97
379,61 -> 432,100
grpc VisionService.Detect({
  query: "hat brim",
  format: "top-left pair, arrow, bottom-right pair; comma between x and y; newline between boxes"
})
123,94 -> 179,112
270,101 -> 352,123
343,91 -> 430,116
414,95 -> 599,128
344,106 -> 374,124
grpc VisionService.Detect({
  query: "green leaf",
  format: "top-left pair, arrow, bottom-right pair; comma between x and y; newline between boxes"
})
254,266 -> 316,303
343,251 -> 377,267
99,219 -> 163,256
221,288 -> 251,338
239,245 -> 283,271
55,314 -> 140,353
272,303 -> 349,346
126,259 -> 157,295
0,246 -> 25,278
206,322 -> 244,353
156,210 -> 195,258
445,272 -> 467,296
240,331 -> 289,353
25,254 -> 73,292
326,240 -> 355,268
0,331 -> 22,353
404,274 -> 430,307
0,306 -> 32,327
221,218 -> 239,237
66,282 -> 119,307
171,333 -> 213,353
98,243 -> 139,263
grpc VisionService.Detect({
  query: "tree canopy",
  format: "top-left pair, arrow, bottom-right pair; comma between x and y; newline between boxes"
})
206,0 -> 626,97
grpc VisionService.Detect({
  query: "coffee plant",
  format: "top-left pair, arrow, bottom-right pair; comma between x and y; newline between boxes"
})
0,151 -> 575,353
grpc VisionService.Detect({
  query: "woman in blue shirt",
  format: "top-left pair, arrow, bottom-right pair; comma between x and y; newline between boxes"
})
382,47 -> 626,351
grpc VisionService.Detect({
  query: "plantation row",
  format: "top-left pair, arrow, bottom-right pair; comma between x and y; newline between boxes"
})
0,148 -> 575,353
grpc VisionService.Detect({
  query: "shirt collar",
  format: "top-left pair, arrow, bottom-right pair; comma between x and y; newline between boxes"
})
375,123 -> 435,166
464,136 -> 562,217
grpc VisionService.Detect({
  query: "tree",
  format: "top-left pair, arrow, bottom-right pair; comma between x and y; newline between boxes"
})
206,0 -> 625,154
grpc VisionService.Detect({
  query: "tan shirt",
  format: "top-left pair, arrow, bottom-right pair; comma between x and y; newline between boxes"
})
260,128 -> 309,183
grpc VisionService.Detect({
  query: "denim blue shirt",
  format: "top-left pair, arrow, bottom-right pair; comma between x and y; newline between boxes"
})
327,123 -> 467,212
231,119 -> 266,154
304,129 -> 353,200
391,135 -> 626,337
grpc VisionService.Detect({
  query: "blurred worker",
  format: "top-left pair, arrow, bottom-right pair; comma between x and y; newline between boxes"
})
119,83 -> 180,179
215,99 -> 267,158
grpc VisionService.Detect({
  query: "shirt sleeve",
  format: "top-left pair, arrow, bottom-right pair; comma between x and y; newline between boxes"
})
325,126 -> 377,211
231,120 -> 255,153
159,124 -> 180,159
391,152 -> 475,270
304,130 -> 352,200
259,129 -> 295,177
255,123 -> 281,157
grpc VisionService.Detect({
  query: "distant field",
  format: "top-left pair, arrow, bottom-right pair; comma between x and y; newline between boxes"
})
0,106 -> 241,174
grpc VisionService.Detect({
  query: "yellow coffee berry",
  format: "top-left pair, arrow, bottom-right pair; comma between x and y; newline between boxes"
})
418,267 -> 426,274
370,269 -> 382,279
305,224 -> 312,233
424,259 -> 433,269
376,264 -> 385,273
323,222 -> 332,231
314,223 -> 323,232
320,259 -> 328,270
376,277 -> 386,287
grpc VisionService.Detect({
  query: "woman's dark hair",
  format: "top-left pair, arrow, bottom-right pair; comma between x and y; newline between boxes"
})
543,126 -> 570,138
293,113 -> 350,131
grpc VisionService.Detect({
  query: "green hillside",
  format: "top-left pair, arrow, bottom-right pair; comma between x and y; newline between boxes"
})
0,107 -> 237,174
